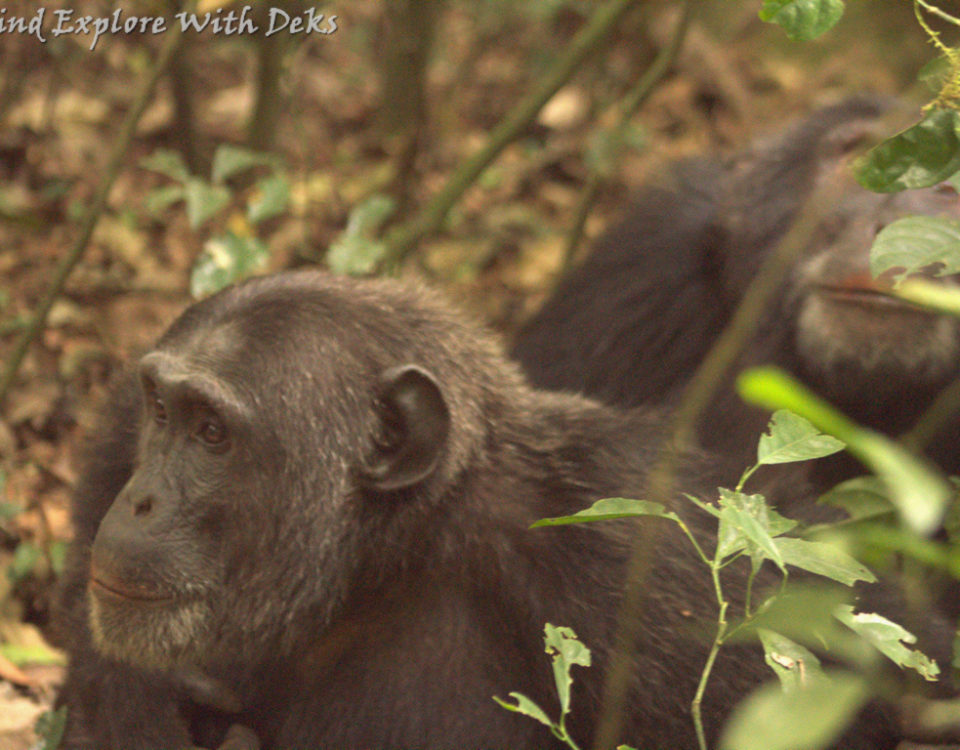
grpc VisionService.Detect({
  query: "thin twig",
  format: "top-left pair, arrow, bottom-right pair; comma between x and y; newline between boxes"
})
562,1 -> 693,272
0,25 -> 187,405
378,0 -> 644,270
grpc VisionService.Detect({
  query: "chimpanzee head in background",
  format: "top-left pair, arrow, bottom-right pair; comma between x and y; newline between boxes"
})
512,97 -> 960,458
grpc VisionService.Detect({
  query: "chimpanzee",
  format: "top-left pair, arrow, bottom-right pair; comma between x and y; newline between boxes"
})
512,98 -> 960,485
55,270 -> 939,749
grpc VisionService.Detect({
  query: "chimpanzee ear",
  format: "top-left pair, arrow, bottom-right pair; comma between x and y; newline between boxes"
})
360,365 -> 451,492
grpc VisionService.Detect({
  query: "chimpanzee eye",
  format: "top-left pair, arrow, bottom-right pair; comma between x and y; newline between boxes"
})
197,414 -> 228,448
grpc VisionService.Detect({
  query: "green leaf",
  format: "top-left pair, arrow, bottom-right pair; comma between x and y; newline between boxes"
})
34,707 -> 68,750
144,185 -> 186,217
544,624 -> 591,717
190,232 -> 268,298
869,216 -> 960,283
757,628 -> 826,691
682,492 -> 721,518
211,144 -> 276,184
49,540 -> 67,577
773,537 -> 876,586
738,585 -> 857,653
758,0 -> 844,41
757,410 -> 845,465
854,109 -> 960,192
918,56 -> 953,93
247,174 -> 290,225
720,671 -> 870,750
493,693 -> 554,728
0,642 -> 66,666
9,542 -> 41,582
737,367 -> 950,535
140,149 -> 191,182
817,477 -> 894,521
944,477 -> 960,546
532,497 -> 679,528
184,178 -> 231,229
716,489 -> 786,570
853,430 -> 950,537
326,195 -> 397,276
834,605 -> 940,681
0,501 -> 20,522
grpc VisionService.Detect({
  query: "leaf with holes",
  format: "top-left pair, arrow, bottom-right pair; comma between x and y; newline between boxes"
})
870,216 -> 960,283
758,0 -> 844,41
835,605 -> 940,681
757,410 -> 845,465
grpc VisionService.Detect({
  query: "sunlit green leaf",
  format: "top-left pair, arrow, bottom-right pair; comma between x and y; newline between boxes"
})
758,0 -> 844,41
492,693 -> 553,728
544,624 -> 591,717
720,671 -> 869,750
326,195 -> 396,276
190,232 -> 268,298
773,537 -> 875,586
0,642 -> 66,666
211,144 -> 276,184
758,410 -> 845,465
855,109 -> 960,192
834,605 -> 940,681
140,149 -> 190,182
532,497 -> 678,528
184,178 -> 231,229
144,185 -> 186,216
247,174 -> 290,225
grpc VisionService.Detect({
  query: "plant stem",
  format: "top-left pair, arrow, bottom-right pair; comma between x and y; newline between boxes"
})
380,0 -> 643,269
692,563 -> 728,750
0,22 -> 187,404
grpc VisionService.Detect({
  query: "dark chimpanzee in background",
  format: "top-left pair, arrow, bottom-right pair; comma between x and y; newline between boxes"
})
55,271 -> 930,749
512,97 -> 960,488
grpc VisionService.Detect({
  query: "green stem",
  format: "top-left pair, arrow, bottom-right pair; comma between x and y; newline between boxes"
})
692,563 -> 728,750
736,463 -> 760,493
561,0 -> 692,272
675,519 -> 712,566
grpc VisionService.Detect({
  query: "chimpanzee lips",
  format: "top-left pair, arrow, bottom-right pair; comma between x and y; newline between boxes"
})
90,574 -> 173,602
815,273 -> 932,314
817,285 -> 912,309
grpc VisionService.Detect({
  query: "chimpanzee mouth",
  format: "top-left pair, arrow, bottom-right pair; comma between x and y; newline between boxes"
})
814,285 -> 933,315
90,575 -> 174,603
